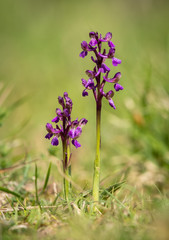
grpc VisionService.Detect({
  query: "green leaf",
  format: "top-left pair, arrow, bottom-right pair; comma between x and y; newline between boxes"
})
42,162 -> 52,192
0,186 -> 23,199
100,181 -> 125,200
35,164 -> 39,204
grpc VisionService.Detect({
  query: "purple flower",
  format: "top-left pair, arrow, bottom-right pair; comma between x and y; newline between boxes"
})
86,70 -> 95,79
45,93 -> 87,148
46,123 -> 57,134
99,32 -> 112,42
69,126 -> 82,139
81,78 -> 95,97
79,118 -> 88,126
108,41 -> 115,48
58,96 -> 65,108
105,90 -> 116,109
85,78 -> 95,89
51,137 -> 59,146
114,83 -> 124,91
89,31 -> 96,38
112,57 -> 121,66
81,41 -> 89,51
106,90 -> 114,99
79,41 -> 89,58
108,48 -> 115,58
45,133 -> 53,139
52,116 -> 59,123
56,108 -> 62,117
68,119 -> 87,147
82,89 -> 88,97
95,63 -> 110,77
103,72 -> 121,83
72,139 -> 81,148
79,41 -> 97,58
98,48 -> 115,59
79,51 -> 88,58
89,38 -> 97,46
109,99 -> 116,109
64,92 -> 73,111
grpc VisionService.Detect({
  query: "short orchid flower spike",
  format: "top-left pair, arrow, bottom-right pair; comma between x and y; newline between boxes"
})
45,93 -> 88,201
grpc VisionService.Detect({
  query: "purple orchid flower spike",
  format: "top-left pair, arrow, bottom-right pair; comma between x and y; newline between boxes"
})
79,31 -> 124,204
79,31 -> 123,109
45,93 -> 88,201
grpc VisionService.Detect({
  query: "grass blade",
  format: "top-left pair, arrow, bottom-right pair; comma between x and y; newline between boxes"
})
42,162 -> 52,192
100,181 -> 125,200
35,163 -> 39,204
0,186 -> 23,199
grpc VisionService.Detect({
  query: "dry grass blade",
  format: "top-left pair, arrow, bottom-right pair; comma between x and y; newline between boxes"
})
0,158 -> 39,174
0,85 -> 12,106
0,205 -> 58,213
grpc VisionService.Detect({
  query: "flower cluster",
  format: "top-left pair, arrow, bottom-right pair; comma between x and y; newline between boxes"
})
80,31 -> 123,109
45,92 -> 88,148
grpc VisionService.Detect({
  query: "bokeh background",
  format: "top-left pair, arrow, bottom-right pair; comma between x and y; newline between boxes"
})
0,0 -> 169,188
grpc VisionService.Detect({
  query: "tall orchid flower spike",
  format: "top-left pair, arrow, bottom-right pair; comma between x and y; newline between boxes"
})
79,31 -> 124,203
45,93 -> 88,201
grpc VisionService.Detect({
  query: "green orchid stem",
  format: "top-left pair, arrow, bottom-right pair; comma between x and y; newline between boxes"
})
92,103 -> 101,203
67,144 -> 72,189
62,140 -> 71,201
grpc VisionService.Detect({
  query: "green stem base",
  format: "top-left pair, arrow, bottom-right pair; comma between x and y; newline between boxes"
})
92,106 -> 101,203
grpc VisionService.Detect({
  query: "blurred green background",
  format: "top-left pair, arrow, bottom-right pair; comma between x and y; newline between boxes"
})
0,0 -> 169,184
0,1 -> 169,239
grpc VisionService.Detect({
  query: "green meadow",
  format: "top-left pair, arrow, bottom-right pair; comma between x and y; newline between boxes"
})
0,0 -> 169,239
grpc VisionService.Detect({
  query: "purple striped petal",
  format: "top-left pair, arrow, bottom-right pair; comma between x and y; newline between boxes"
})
51,137 -> 59,146
112,58 -> 122,66
46,123 -> 55,133
98,52 -> 108,58
109,99 -> 116,109
86,70 -> 95,79
108,41 -> 115,48
102,63 -> 110,72
81,78 -> 87,87
74,127 -> 82,138
114,83 -> 124,91
89,31 -> 96,38
79,51 -> 88,58
79,118 -> 88,126
52,116 -> 59,123
89,38 -> 97,46
104,32 -> 112,41
56,108 -> 62,117
108,48 -> 115,58
85,78 -> 94,89
81,41 -> 88,50
45,133 -> 53,139
106,90 -> 114,99
82,89 -> 88,97
72,139 -> 81,148
69,128 -> 76,138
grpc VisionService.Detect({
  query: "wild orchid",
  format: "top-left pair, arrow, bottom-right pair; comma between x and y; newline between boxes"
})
45,92 -> 88,200
80,31 -> 123,203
